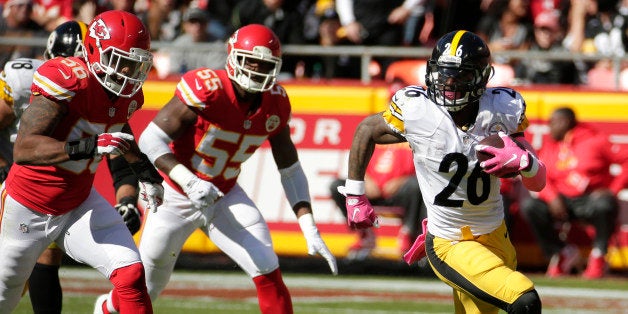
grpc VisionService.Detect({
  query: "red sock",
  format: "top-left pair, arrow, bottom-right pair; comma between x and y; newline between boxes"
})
108,263 -> 152,314
252,269 -> 293,314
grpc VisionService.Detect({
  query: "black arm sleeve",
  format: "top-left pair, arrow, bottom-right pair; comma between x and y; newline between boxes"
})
128,153 -> 163,184
107,156 -> 138,191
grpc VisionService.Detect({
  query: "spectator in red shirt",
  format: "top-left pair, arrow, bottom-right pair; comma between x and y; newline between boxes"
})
329,143 -> 426,260
521,107 -> 628,279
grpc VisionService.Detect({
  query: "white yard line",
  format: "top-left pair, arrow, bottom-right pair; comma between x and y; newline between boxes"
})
59,267 -> 628,301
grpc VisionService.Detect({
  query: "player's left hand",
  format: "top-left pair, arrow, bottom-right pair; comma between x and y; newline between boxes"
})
476,132 -> 530,177
115,196 -> 141,235
139,181 -> 164,213
298,213 -> 338,275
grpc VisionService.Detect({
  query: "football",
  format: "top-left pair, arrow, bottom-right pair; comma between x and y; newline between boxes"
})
476,133 -> 520,178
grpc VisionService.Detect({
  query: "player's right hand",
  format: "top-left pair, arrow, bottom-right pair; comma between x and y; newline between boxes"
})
115,196 -> 141,235
337,184 -> 379,229
344,194 -> 379,229
95,132 -> 134,156
183,176 -> 224,210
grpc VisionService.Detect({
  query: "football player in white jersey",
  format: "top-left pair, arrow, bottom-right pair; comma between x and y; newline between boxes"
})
0,58 -> 43,178
340,30 -> 546,313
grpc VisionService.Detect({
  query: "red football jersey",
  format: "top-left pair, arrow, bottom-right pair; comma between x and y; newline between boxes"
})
6,57 -> 143,215
166,68 -> 291,194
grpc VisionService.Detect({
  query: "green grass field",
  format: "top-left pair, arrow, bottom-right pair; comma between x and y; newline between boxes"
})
10,264 -> 628,314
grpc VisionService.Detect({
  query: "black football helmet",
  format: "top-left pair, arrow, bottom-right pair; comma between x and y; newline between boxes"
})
425,30 -> 492,112
44,20 -> 88,60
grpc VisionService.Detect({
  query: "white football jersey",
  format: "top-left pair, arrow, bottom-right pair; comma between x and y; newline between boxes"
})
0,58 -> 44,163
383,85 -> 528,240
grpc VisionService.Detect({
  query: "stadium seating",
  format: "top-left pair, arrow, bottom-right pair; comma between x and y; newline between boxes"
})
384,59 -> 515,87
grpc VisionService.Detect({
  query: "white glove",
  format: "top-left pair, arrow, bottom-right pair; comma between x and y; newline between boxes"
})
298,213 -> 338,275
169,164 -> 223,210
139,181 -> 164,213
182,176 -> 224,210
96,132 -> 134,156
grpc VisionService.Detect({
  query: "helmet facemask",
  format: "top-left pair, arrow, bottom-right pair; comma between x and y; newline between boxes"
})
427,55 -> 492,112
227,47 -> 282,93
89,43 -> 153,98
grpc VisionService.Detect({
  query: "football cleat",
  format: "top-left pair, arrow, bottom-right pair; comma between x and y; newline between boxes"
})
546,244 -> 581,277
582,254 -> 607,279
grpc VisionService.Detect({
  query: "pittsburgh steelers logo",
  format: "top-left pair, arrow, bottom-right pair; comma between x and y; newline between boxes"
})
488,121 -> 507,134
266,115 -> 280,132
46,31 -> 57,54
89,19 -> 111,40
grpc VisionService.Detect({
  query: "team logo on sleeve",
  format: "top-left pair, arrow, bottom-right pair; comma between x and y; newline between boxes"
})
127,100 -> 138,119
266,115 -> 280,132
89,19 -> 111,40
488,121 -> 507,134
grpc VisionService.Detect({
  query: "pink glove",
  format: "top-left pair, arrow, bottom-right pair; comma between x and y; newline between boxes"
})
475,132 -> 529,177
403,218 -> 428,265
96,132 -> 134,156
345,195 -> 379,229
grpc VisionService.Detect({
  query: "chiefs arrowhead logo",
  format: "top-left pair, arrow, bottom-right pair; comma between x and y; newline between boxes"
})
89,19 -> 111,40
229,29 -> 239,46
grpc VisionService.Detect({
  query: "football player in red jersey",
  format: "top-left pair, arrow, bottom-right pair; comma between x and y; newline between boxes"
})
0,10 -> 162,314
96,24 -> 337,314
21,20 -> 145,314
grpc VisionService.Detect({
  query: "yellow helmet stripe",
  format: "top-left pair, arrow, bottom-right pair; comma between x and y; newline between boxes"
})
77,21 -> 88,41
449,30 -> 467,56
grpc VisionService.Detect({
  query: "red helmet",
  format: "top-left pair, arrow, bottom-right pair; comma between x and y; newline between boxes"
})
84,10 -> 152,98
226,24 -> 282,93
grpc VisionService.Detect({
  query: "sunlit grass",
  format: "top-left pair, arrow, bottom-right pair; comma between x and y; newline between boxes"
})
11,267 -> 628,314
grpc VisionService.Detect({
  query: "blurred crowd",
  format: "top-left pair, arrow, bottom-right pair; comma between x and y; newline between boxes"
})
1,0 -> 628,85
